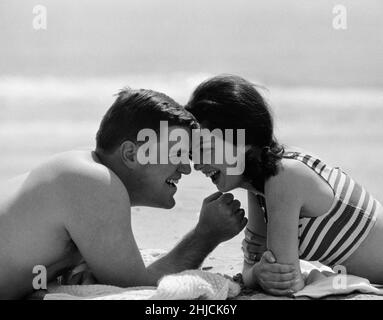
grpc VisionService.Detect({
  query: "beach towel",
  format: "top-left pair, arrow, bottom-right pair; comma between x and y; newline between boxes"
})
40,249 -> 241,300
43,270 -> 241,300
293,260 -> 383,298
36,250 -> 383,300
236,260 -> 383,300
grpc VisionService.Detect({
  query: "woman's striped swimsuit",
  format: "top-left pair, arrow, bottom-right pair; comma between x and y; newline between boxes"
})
244,151 -> 381,267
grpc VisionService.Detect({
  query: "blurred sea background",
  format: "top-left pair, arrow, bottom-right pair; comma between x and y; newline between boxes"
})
1,0 -> 382,272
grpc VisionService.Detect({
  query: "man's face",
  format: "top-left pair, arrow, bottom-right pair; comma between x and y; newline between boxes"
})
134,126 -> 192,209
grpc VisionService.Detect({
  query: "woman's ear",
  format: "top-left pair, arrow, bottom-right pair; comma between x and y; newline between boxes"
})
120,140 -> 138,168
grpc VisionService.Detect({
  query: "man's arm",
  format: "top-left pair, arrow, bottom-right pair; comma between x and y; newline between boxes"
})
146,192 -> 248,283
61,170 -> 151,287
61,171 -> 246,287
145,228 -> 218,282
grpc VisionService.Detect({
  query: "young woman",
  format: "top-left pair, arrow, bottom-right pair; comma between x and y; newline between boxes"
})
186,74 -> 383,295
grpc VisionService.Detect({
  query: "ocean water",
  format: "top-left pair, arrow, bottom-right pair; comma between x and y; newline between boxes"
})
1,75 -> 382,266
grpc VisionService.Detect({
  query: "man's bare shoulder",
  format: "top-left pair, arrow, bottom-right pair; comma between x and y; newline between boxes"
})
47,150 -> 113,181
45,150 -> 131,213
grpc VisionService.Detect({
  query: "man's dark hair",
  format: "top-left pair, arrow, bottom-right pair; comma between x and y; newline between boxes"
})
96,87 -> 198,153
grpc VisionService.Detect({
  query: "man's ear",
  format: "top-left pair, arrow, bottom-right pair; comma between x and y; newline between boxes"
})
120,141 -> 138,168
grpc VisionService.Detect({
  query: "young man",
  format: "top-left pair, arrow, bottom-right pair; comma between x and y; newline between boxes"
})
0,88 -> 247,299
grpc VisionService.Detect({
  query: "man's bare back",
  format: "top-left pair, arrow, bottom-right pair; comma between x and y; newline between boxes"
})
0,150 -> 121,298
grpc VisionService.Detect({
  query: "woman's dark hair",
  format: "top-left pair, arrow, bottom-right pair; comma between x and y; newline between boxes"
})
96,87 -> 198,153
185,74 -> 284,191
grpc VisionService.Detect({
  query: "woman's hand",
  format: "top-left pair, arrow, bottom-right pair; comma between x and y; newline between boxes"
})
245,251 -> 303,296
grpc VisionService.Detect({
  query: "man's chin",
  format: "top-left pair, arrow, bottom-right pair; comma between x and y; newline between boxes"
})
151,197 -> 176,209
162,197 -> 176,209
163,203 -> 175,209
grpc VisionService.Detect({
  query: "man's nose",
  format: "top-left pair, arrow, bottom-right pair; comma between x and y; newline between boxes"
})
178,163 -> 192,175
194,163 -> 203,171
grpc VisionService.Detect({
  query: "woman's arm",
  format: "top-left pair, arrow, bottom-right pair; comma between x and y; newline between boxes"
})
242,191 -> 298,294
242,191 -> 267,264
264,166 -> 305,292
241,191 -> 267,287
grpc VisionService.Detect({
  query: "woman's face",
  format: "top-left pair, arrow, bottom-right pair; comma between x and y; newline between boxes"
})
192,127 -> 248,192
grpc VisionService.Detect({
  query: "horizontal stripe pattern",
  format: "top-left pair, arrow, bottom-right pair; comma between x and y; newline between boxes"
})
283,152 -> 379,266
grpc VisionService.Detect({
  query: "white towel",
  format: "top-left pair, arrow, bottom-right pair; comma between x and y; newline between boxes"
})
151,270 -> 240,300
43,270 -> 241,300
39,250 -> 383,300
294,260 -> 383,298
42,249 -> 241,300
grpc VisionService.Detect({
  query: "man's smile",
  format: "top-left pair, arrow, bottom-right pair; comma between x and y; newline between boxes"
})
165,176 -> 181,188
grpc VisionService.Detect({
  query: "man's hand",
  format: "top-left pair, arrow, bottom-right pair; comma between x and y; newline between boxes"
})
195,192 -> 248,243
146,192 -> 247,279
250,251 -> 300,296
